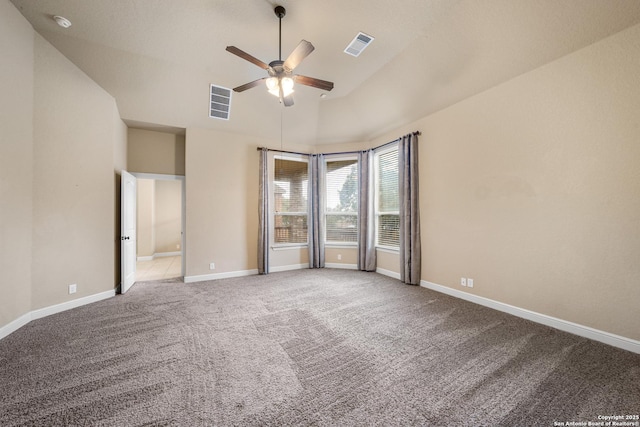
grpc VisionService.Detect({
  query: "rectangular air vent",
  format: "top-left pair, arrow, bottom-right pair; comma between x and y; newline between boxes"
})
344,32 -> 374,57
209,84 -> 232,120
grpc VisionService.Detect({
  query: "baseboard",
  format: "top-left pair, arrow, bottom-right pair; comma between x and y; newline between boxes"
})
31,290 -> 116,321
325,263 -> 358,270
270,264 -> 308,273
376,267 -> 401,280
184,269 -> 259,283
137,251 -> 181,262
0,289 -> 116,341
0,312 -> 32,341
420,280 -> 640,354
155,251 -> 181,258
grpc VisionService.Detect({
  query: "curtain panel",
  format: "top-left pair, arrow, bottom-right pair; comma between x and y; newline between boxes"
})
309,154 -> 325,268
357,150 -> 377,271
258,148 -> 270,274
399,133 -> 421,285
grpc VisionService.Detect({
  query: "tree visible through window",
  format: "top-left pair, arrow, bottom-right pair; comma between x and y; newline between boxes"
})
274,157 -> 308,244
325,159 -> 358,244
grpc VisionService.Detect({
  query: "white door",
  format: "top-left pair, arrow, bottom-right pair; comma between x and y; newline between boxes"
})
121,170 -> 137,293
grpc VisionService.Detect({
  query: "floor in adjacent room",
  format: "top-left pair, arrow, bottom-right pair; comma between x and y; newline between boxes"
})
136,255 -> 182,281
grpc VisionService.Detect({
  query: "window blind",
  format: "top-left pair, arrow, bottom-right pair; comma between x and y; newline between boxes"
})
274,158 -> 308,244
325,159 -> 358,243
376,148 -> 399,247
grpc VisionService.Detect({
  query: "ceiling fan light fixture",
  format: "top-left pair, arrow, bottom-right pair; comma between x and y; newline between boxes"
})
266,77 -> 279,96
281,77 -> 294,96
266,76 -> 294,97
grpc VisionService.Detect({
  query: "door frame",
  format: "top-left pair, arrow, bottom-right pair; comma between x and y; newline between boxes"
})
132,172 -> 186,277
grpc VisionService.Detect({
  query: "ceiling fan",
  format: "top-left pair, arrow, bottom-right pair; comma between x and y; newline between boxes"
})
226,5 -> 334,107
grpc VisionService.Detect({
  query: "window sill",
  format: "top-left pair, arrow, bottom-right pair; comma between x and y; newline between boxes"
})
376,246 -> 399,254
271,244 -> 307,251
325,243 -> 357,249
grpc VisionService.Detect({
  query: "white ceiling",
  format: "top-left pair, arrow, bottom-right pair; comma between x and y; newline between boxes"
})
11,0 -> 640,146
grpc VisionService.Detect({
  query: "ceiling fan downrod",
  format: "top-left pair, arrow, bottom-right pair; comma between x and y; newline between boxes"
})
275,6 -> 286,61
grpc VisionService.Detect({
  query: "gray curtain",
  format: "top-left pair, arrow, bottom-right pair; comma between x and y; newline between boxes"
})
308,154 -> 325,268
258,148 -> 269,274
357,150 -> 377,271
399,133 -> 421,285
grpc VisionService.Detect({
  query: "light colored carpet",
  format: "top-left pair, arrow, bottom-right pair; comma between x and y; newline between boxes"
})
1,269 -> 638,426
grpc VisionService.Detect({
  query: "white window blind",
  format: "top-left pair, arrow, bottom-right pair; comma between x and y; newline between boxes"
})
274,157 -> 308,244
325,159 -> 358,244
375,147 -> 399,248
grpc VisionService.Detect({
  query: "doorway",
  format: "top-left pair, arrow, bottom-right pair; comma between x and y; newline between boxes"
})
133,173 -> 185,281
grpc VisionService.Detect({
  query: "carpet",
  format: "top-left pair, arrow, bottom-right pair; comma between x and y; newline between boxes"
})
1,269 -> 638,426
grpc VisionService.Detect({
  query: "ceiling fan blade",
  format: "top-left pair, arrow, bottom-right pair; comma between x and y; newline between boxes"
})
233,78 -> 266,92
226,46 -> 270,70
294,75 -> 334,92
283,94 -> 294,107
283,40 -> 315,72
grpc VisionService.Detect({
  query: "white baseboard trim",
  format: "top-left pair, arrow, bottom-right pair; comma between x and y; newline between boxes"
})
376,267 -> 401,280
270,264 -> 308,273
0,312 -> 32,341
184,269 -> 259,283
30,290 -> 115,321
137,251 -> 181,262
0,289 -> 116,341
420,280 -> 640,354
155,251 -> 181,258
325,263 -> 358,270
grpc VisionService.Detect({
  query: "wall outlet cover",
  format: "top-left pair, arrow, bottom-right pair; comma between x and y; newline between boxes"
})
461,278 -> 467,287
467,278 -> 474,288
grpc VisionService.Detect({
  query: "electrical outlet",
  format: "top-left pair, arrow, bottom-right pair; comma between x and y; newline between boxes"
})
337,254 -> 342,261
461,278 -> 467,287
209,262 -> 215,270
68,284 -> 77,294
467,278 -> 474,288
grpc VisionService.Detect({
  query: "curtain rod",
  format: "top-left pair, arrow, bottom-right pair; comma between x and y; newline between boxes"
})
256,131 -> 421,156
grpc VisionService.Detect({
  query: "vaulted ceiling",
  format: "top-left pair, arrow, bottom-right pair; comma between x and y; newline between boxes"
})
11,0 -> 640,146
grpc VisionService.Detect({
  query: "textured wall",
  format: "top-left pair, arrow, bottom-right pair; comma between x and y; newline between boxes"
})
372,24 -> 640,341
128,129 -> 185,176
0,0 -> 34,328
31,34 -> 122,308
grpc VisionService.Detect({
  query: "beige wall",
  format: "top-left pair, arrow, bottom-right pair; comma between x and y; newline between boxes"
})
185,128 -> 269,277
0,0 -> 34,327
137,179 -> 155,257
31,34 -> 123,309
155,180 -> 182,253
1,1 -> 127,334
136,179 -> 182,257
371,24 -> 640,341
128,128 -> 185,175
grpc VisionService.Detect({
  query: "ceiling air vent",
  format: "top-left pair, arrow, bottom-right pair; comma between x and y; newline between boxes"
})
209,84 -> 232,120
344,32 -> 374,57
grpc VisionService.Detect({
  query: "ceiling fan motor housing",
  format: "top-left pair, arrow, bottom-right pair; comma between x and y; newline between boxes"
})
274,6 -> 286,19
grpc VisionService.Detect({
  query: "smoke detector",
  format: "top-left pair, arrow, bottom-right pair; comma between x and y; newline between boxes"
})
53,16 -> 72,29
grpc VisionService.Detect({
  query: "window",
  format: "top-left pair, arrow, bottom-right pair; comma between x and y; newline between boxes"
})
375,145 -> 399,248
325,158 -> 358,244
274,156 -> 308,244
